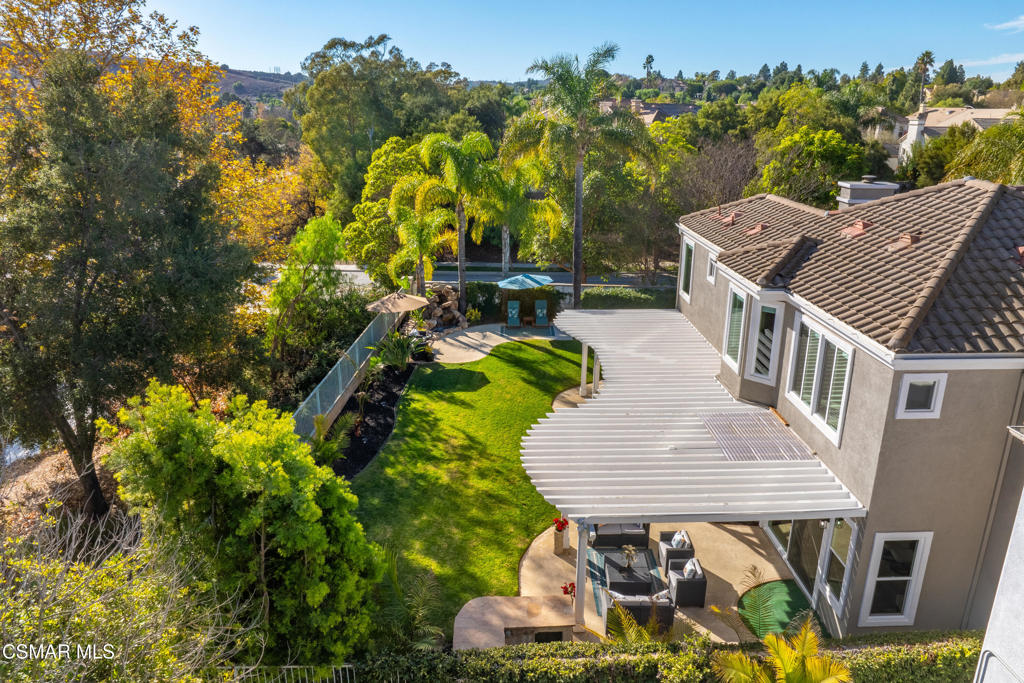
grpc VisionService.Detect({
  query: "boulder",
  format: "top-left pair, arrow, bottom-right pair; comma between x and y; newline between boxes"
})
424,318 -> 437,330
441,300 -> 456,310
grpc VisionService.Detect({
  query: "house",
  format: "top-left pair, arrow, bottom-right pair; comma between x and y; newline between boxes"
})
598,99 -> 699,125
669,178 -> 1024,635
897,106 -> 1016,164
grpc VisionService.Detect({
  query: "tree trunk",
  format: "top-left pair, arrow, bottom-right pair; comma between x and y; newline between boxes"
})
501,225 -> 510,276
66,440 -> 109,516
457,200 -> 467,314
416,256 -> 425,295
572,157 -> 584,309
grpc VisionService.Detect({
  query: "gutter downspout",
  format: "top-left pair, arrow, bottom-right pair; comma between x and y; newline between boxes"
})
961,369 -> 1024,628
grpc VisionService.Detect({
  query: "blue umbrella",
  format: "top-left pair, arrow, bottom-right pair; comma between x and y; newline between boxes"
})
497,273 -> 554,290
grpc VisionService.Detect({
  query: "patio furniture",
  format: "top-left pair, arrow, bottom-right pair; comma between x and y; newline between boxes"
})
604,594 -> 675,631
658,529 -> 695,569
593,523 -> 650,548
503,300 -> 521,334
667,557 -> 707,608
535,299 -> 552,334
603,550 -> 657,595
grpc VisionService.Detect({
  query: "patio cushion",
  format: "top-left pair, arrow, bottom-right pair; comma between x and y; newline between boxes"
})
671,530 -> 686,548
683,558 -> 699,579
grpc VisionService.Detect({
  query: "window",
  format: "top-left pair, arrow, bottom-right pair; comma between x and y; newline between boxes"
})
723,288 -> 746,369
787,316 -> 853,441
746,302 -> 782,384
707,255 -> 717,283
679,240 -> 694,300
824,519 -> 855,604
859,531 -> 933,627
895,373 -> 947,419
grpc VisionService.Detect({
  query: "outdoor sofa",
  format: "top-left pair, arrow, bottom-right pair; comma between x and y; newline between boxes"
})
592,523 -> 651,548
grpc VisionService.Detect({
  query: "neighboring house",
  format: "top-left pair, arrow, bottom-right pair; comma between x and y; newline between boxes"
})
897,107 -> 1016,164
674,178 -> 1024,636
598,99 -> 699,125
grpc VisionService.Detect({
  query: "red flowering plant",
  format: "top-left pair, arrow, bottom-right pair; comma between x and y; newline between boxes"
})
552,517 -> 569,532
561,581 -> 576,603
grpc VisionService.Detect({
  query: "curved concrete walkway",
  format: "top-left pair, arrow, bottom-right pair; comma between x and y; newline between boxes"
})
431,323 -> 569,363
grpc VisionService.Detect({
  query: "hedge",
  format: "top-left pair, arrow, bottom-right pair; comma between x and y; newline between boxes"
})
353,631 -> 982,682
463,282 -> 567,323
579,287 -> 676,309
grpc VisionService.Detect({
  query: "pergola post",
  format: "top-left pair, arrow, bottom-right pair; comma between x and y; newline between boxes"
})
593,354 -> 601,394
579,343 -> 589,397
574,521 -> 588,628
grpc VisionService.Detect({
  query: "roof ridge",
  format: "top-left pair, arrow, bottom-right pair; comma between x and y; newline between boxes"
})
756,236 -> 819,287
764,194 -> 828,216
886,184 -> 1007,351
832,178 -> 970,214
718,237 -> 802,257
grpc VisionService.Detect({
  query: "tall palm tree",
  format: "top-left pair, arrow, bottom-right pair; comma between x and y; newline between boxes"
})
469,161 -> 561,276
387,175 -> 457,295
419,132 -> 495,313
643,54 -> 655,86
711,617 -> 851,683
502,43 -> 655,308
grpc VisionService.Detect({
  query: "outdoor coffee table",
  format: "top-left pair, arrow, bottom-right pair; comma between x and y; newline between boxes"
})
603,551 -> 656,595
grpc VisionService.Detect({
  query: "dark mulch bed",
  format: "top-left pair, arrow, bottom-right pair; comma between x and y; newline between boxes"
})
330,348 -> 434,479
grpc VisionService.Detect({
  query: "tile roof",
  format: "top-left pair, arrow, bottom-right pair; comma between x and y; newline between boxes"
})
679,179 -> 1024,354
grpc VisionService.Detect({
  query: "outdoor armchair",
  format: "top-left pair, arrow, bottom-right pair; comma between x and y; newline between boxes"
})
658,530 -> 694,568
667,557 -> 707,608
502,300 -> 521,334
534,299 -> 553,334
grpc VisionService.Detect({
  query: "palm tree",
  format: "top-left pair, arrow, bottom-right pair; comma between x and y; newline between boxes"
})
469,161 -> 561,276
946,114 -> 1024,183
419,132 -> 495,313
387,174 -> 458,295
502,43 -> 655,308
643,54 -> 655,86
915,50 -> 935,108
711,617 -> 851,683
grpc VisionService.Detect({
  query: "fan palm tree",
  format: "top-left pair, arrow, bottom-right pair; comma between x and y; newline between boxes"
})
711,617 -> 851,683
469,161 -> 561,275
419,131 -> 495,313
643,54 -> 655,86
502,43 -> 655,307
387,174 -> 458,295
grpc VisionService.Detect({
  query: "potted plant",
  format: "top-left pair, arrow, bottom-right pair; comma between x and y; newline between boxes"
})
552,517 -> 569,554
622,544 -> 637,570
561,581 -> 576,606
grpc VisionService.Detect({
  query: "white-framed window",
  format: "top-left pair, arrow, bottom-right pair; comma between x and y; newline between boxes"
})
722,286 -> 746,371
679,238 -> 694,302
823,518 -> 858,611
744,300 -> 784,385
706,255 -> 717,284
895,373 -> 947,419
786,314 -> 853,444
859,531 -> 933,627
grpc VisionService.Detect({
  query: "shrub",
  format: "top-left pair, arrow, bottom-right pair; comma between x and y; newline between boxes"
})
102,382 -> 383,665
465,307 -> 482,324
371,332 -> 418,371
502,285 -> 566,318
466,281 -> 502,320
831,632 -> 982,683
580,287 -> 676,309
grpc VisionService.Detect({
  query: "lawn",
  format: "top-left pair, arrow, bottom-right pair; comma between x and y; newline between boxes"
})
738,579 -> 812,639
351,338 -> 587,631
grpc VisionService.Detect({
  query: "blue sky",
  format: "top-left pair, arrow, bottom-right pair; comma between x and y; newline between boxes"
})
148,1 -> 1024,82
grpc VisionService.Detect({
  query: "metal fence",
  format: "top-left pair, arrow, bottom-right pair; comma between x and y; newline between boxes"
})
218,665 -> 357,683
292,311 -> 401,437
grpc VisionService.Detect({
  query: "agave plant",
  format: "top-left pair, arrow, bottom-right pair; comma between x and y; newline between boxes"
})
711,617 -> 851,683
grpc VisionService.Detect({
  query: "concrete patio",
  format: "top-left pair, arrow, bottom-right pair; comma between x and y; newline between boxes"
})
518,521 -> 793,643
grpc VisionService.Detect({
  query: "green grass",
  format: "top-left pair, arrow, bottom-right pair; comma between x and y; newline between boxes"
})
351,339 -> 587,632
738,579 -> 812,639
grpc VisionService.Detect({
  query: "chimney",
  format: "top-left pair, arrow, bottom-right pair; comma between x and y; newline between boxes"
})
630,98 -> 642,114
837,177 -> 901,208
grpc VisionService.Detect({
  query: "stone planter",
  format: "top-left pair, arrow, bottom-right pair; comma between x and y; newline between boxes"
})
553,529 -> 565,555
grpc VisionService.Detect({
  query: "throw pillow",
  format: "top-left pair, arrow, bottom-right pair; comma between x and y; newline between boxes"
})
652,589 -> 670,601
683,558 -> 699,579
607,589 -> 626,601
671,530 -> 685,548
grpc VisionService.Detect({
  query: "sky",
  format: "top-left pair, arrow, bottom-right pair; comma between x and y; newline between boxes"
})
147,0 -> 1024,82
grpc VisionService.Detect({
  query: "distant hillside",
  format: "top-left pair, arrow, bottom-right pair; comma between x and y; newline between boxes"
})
217,67 -> 305,100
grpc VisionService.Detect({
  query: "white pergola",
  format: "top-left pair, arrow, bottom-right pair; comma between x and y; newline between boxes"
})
520,309 -> 866,625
